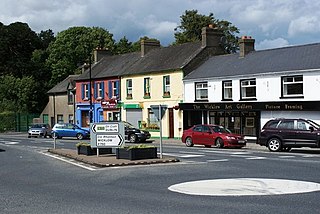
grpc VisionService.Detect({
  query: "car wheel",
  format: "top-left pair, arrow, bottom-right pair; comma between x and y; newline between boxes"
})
76,133 -> 84,140
268,138 -> 282,152
28,135 -> 31,138
215,138 -> 224,148
129,134 -> 137,143
185,137 -> 194,147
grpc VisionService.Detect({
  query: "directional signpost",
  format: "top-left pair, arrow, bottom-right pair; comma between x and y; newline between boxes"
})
90,122 -> 125,157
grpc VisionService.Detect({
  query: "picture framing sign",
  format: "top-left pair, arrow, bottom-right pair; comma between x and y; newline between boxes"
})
90,122 -> 125,148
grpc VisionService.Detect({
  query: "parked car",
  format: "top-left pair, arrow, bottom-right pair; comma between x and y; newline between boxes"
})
123,121 -> 151,143
51,123 -> 90,140
257,118 -> 320,152
28,123 -> 52,138
181,124 -> 247,148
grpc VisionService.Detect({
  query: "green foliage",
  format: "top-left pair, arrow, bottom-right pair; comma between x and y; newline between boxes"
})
76,142 -> 91,147
114,36 -> 134,54
46,26 -> 115,86
0,111 -> 15,132
124,144 -> 156,150
174,10 -> 240,53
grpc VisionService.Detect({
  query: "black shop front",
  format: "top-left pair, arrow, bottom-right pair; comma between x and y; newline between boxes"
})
179,101 -> 320,139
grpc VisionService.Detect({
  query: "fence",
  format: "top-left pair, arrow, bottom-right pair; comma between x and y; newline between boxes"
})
0,112 -> 40,132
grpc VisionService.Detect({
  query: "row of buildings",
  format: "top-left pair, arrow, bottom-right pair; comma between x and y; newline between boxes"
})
40,26 -> 320,141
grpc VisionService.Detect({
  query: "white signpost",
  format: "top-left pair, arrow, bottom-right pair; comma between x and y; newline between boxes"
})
90,122 -> 125,157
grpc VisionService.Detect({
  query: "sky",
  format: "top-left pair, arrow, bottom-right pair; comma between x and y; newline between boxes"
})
1,0 -> 320,50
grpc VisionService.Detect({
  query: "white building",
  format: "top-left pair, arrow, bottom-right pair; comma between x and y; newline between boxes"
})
180,36 -> 320,140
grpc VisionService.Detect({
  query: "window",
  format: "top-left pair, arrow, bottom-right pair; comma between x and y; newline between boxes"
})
68,114 -> 74,124
163,76 -> 170,97
222,80 -> 232,100
83,84 -> 89,100
108,80 -> 119,99
112,81 -> 117,97
195,82 -> 208,101
144,78 -> 151,98
278,120 -> 294,129
147,108 -> 159,129
240,79 -> 256,100
95,82 -> 104,99
193,125 -> 202,132
282,75 -> 303,97
126,79 -> 132,98
57,115 -> 64,123
68,90 -> 74,105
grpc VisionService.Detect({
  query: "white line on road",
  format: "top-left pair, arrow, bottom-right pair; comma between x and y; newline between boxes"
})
207,159 -> 229,162
246,157 -> 267,160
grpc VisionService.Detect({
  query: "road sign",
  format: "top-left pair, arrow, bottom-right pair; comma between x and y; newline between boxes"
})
96,134 -> 124,147
92,123 -> 119,133
90,122 -> 125,148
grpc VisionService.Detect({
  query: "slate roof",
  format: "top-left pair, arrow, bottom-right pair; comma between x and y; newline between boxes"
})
47,75 -> 79,94
76,42 -> 203,81
184,43 -> 320,80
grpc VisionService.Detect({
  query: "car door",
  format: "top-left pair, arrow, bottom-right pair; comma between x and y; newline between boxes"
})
64,124 -> 76,137
277,120 -> 295,146
191,125 -> 203,144
295,119 -> 318,146
202,125 -> 213,145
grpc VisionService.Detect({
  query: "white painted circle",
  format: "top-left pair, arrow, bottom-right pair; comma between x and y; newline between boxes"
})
168,178 -> 320,196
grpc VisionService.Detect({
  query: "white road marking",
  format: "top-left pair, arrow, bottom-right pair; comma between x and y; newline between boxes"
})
5,142 -> 20,145
246,157 -> 267,160
278,156 -> 296,158
168,178 -> 320,196
207,159 -> 229,162
39,151 -> 97,171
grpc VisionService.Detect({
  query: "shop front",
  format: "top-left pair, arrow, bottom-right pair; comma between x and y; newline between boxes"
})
179,101 -> 320,139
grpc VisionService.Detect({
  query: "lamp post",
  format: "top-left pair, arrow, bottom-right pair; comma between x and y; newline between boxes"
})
89,55 -> 93,123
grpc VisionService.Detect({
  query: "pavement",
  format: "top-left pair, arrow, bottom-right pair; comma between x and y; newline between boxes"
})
47,139 -> 265,168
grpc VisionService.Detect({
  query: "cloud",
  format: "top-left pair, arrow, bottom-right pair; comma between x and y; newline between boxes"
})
256,38 -> 289,50
288,16 -> 320,37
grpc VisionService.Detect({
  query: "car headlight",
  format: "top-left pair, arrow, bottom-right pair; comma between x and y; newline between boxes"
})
226,136 -> 236,140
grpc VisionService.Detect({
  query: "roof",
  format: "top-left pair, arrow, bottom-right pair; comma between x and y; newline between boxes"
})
76,42 -> 203,81
184,43 -> 320,80
47,75 -> 79,94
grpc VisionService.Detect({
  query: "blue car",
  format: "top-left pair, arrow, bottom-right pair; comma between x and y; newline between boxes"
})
51,123 -> 90,140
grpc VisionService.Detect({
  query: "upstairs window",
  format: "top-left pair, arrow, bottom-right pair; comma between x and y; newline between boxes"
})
144,78 -> 151,98
108,80 -> 119,99
81,83 -> 89,100
67,90 -> 74,105
282,75 -> 303,97
126,79 -> 132,99
163,75 -> 170,97
222,80 -> 232,100
195,82 -> 208,101
240,79 -> 256,100
94,82 -> 104,100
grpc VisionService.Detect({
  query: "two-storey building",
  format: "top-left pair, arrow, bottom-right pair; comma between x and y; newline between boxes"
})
180,36 -> 320,140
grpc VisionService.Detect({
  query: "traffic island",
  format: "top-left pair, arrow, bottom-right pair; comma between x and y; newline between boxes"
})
48,148 -> 179,168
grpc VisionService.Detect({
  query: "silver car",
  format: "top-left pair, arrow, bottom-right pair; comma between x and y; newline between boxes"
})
28,123 -> 52,138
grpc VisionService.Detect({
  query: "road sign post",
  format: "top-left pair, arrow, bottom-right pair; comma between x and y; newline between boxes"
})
150,104 -> 167,159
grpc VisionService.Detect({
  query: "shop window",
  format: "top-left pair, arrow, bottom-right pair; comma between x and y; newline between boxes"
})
281,75 -> 303,98
147,108 -> 159,130
222,80 -> 232,100
195,82 -> 208,101
163,75 -> 170,97
240,79 -> 256,100
144,78 -> 151,98
126,79 -> 132,99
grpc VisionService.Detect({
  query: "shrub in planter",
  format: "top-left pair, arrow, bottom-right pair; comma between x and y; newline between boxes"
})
76,142 -> 112,156
116,144 -> 157,160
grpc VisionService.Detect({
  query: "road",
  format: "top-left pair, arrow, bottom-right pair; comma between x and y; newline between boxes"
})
1,133 -> 320,214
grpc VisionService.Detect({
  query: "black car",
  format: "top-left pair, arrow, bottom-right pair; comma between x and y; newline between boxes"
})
124,121 -> 151,143
257,118 -> 320,152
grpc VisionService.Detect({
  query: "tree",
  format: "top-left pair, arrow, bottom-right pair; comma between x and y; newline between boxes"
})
46,26 -> 115,86
114,36 -> 134,54
174,10 -> 240,53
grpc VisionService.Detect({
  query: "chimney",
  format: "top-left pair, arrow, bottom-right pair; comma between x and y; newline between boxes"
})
141,39 -> 160,57
239,36 -> 255,57
93,48 -> 112,63
201,24 -> 224,49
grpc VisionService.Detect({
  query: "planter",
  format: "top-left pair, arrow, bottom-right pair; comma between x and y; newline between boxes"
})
116,147 -> 157,160
77,146 -> 113,156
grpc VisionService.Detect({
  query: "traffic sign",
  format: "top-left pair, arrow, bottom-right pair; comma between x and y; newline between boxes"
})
92,123 -> 119,133
96,134 -> 124,147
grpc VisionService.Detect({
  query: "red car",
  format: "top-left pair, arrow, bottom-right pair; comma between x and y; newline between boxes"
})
181,124 -> 246,148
